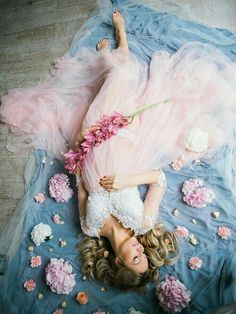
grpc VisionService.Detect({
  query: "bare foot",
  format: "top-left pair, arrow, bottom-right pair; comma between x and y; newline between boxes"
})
112,11 -> 125,33
96,38 -> 109,51
112,11 -> 128,50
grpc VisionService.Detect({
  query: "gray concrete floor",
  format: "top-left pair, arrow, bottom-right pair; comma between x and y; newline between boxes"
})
0,0 -> 236,235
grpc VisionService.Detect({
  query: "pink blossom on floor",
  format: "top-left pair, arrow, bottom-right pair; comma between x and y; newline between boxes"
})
182,178 -> 204,194
24,279 -> 36,292
188,257 -> 202,270
182,178 -> 215,208
175,226 -> 189,238
52,214 -> 64,224
30,255 -> 42,268
45,258 -> 76,295
217,226 -> 232,239
156,275 -> 191,312
53,309 -> 64,314
34,193 -> 45,203
49,173 -> 74,203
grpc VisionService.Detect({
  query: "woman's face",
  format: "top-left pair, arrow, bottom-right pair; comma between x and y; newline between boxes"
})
117,236 -> 148,273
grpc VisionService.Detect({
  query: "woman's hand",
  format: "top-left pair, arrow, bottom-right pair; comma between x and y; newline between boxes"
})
99,175 -> 129,192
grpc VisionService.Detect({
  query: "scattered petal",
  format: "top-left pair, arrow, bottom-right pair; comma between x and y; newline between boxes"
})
191,219 -> 197,224
172,208 -> 180,217
217,226 -> 231,239
101,287 -> 106,292
42,157 -> 47,164
60,301 -> 67,308
59,239 -> 67,247
212,211 -> 220,218
189,234 -> 199,246
30,255 -> 42,268
34,193 -> 45,203
171,156 -> 184,171
50,161 -> 54,166
188,257 -> 202,270
28,245 -> 34,252
37,293 -> 44,300
82,275 -> 87,281
126,308 -> 146,314
76,291 -> 89,304
24,279 -> 36,292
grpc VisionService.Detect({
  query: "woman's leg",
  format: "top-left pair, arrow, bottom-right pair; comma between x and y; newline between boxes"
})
112,11 -> 128,52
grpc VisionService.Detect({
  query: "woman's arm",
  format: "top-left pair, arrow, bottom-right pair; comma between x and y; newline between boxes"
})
142,172 -> 167,228
76,169 -> 89,233
100,169 -> 165,191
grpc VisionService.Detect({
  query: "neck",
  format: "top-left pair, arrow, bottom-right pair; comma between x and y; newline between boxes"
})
101,220 -> 132,255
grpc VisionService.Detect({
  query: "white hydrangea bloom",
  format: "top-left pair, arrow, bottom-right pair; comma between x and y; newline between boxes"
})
184,128 -> 209,153
31,223 -> 52,246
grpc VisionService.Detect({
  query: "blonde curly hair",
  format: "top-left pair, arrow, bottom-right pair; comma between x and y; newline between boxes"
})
79,223 -> 178,292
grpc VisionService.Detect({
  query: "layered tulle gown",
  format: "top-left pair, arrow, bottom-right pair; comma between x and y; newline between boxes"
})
1,42 -> 236,193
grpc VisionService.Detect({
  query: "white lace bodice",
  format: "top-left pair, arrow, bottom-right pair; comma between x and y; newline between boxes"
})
80,170 -> 167,238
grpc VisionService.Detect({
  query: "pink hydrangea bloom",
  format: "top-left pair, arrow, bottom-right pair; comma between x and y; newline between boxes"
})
24,279 -> 36,292
182,178 -> 204,194
217,226 -> 232,239
30,256 -> 42,268
45,258 -> 76,295
49,173 -> 74,203
156,275 -> 191,312
182,178 -> 215,208
188,257 -> 202,270
34,193 -> 45,203
53,309 -> 64,314
175,226 -> 189,238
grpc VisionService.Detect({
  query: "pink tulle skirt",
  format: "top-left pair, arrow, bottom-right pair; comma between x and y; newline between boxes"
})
1,43 -> 236,192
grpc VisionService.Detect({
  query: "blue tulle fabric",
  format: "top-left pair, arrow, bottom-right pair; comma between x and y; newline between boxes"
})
1,0 -> 236,313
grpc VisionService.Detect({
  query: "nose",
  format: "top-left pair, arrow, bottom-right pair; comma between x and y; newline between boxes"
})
137,245 -> 144,253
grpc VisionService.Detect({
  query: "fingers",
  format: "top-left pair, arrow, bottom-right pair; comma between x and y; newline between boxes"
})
99,175 -> 115,190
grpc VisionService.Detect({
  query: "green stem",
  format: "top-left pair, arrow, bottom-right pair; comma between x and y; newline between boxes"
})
127,99 -> 171,119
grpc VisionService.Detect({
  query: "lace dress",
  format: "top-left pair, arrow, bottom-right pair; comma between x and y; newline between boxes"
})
80,169 -> 167,237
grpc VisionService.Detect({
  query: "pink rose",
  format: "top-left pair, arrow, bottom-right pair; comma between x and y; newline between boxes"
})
34,193 -> 45,203
188,257 -> 202,270
175,226 -> 189,238
30,256 -> 42,268
53,309 -> 64,314
24,279 -> 36,292
52,214 -> 64,224
217,226 -> 231,239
